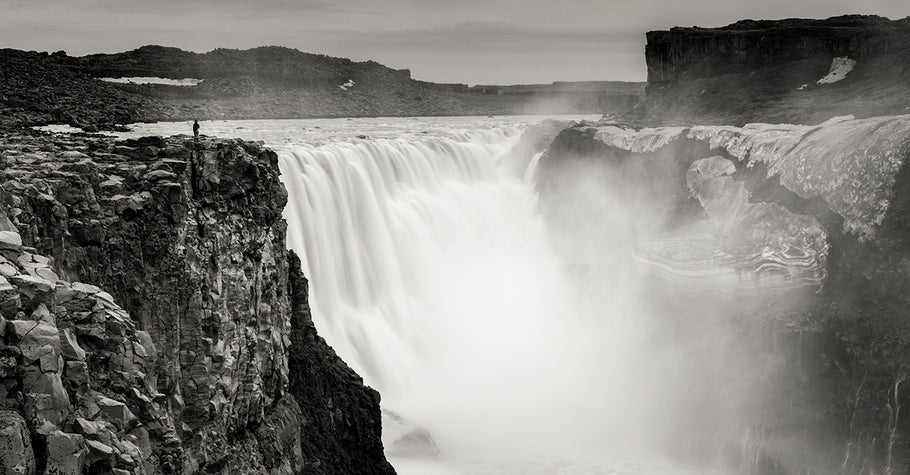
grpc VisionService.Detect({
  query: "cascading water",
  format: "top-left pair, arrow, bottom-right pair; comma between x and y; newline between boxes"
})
279,129 -> 526,393
276,124 -> 696,473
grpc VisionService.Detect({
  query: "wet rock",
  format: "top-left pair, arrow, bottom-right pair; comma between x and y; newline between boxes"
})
537,116 -> 910,474
382,410 -> 440,458
634,155 -> 828,291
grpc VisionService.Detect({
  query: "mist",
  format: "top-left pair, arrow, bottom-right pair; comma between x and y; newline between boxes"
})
273,118 -> 807,474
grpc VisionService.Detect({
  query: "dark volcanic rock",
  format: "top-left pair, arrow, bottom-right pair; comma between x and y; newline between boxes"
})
0,45 -> 638,130
0,130 -> 395,474
287,251 -> 394,475
635,15 -> 910,125
645,15 -> 908,84
0,49 -> 150,130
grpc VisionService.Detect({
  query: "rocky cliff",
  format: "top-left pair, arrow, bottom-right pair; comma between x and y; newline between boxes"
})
535,117 -> 910,473
0,130 -> 394,474
634,15 -> 910,125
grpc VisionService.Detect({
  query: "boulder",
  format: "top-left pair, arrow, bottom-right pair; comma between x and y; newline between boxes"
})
59,328 -> 87,361
10,320 -> 61,355
45,430 -> 86,475
84,439 -> 115,466
0,231 -> 23,251
10,274 -> 55,295
0,411 -> 35,475
95,395 -> 136,430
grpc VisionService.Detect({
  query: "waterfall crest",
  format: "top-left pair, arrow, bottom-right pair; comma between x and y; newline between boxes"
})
278,126 -> 670,467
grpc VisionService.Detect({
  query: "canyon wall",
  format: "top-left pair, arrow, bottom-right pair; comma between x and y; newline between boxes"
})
0,130 -> 393,474
635,15 -> 910,125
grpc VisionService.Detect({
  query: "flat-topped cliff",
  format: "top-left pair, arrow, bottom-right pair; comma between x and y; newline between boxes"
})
634,15 -> 910,125
0,131 -> 394,474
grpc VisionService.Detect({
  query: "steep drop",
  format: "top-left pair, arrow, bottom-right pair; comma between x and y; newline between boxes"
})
277,126 -> 702,473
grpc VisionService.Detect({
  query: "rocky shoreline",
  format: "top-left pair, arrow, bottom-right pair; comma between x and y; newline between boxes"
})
0,129 -> 394,474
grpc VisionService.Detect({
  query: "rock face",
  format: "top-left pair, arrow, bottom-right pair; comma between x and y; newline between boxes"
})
0,130 -> 394,473
645,16 -> 908,84
286,252 -> 393,475
0,210 -> 174,474
535,116 -> 910,473
635,15 -> 910,125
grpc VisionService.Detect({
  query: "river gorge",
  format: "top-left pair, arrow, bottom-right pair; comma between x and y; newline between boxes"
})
74,113 -> 907,474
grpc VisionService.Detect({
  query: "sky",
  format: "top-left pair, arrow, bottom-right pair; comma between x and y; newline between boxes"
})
1,0 -> 907,84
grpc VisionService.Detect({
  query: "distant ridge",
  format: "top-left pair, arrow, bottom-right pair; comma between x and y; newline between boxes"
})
634,14 -> 910,125
0,45 -> 644,130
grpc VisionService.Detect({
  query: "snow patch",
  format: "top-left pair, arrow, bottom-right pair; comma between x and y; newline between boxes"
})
100,77 -> 204,86
33,124 -> 88,134
816,57 -> 856,84
339,79 -> 355,91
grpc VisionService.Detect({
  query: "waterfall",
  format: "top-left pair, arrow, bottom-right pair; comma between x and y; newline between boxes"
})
279,128 -> 527,393
278,126 -> 676,469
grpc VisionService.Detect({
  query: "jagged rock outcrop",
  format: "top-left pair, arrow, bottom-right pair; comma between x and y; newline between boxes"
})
0,130 -> 394,473
535,116 -> 910,473
0,208 -> 176,474
634,15 -> 910,125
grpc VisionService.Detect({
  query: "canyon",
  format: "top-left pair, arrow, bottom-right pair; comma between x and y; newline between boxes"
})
2,11 -> 910,475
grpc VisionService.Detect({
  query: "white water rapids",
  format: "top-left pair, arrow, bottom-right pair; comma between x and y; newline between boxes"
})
110,117 -> 728,474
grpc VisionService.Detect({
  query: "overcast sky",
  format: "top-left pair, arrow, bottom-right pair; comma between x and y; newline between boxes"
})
1,0 -> 906,84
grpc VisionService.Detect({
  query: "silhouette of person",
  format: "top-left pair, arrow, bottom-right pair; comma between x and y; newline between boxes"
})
193,119 -> 200,142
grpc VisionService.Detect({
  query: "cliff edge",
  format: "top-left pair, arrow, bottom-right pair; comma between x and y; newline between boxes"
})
0,130 -> 394,474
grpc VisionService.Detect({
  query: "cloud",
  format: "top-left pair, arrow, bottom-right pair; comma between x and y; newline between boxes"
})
3,0 -> 906,84
319,21 -> 642,53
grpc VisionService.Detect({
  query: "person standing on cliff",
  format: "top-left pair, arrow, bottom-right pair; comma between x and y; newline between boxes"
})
193,119 -> 200,142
